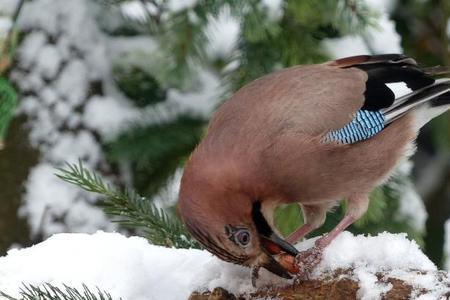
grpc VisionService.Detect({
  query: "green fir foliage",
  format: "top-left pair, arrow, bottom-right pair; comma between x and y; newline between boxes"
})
106,115 -> 205,196
56,161 -> 199,249
0,283 -> 118,300
112,64 -> 167,107
232,0 -> 376,88
0,78 -> 17,144
274,204 -> 303,237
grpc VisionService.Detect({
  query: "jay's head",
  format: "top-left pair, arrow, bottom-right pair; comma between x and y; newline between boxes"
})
177,162 -> 298,279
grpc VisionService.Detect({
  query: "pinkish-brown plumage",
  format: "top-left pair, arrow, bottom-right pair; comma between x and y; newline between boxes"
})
177,54 -> 450,283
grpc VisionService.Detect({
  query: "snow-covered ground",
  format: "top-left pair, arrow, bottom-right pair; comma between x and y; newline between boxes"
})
0,231 -> 447,300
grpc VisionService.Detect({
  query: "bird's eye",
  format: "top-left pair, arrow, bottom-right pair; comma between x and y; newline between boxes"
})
235,229 -> 251,247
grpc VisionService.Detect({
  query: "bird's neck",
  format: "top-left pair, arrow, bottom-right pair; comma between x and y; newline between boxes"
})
184,144 -> 266,199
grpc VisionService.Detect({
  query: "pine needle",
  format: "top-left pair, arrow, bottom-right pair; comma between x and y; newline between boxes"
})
56,161 -> 200,249
0,283 -> 119,300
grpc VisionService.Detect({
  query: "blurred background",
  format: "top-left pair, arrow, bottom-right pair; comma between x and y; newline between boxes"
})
0,0 -> 449,268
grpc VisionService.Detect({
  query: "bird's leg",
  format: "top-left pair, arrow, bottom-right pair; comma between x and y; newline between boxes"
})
286,204 -> 329,244
295,195 -> 369,280
286,224 -> 314,244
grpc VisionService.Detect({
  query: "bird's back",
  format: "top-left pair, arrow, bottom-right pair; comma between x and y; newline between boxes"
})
207,64 -> 367,145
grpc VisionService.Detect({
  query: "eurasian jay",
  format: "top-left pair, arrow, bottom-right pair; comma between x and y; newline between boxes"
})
177,54 -> 450,284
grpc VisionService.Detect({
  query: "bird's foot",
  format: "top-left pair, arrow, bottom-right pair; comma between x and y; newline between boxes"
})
293,245 -> 323,283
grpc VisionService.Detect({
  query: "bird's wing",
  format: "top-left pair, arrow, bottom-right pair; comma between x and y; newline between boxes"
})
323,54 -> 450,144
214,61 -> 369,137
212,54 -> 448,144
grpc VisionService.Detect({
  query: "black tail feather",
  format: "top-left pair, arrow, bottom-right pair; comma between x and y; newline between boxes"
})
431,92 -> 450,107
383,80 -> 450,124
333,54 -> 450,122
423,66 -> 450,76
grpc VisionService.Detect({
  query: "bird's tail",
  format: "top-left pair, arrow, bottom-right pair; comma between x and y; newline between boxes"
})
382,79 -> 450,127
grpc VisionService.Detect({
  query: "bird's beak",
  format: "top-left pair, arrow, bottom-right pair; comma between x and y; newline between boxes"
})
260,232 -> 299,256
258,232 -> 299,278
257,251 -> 293,279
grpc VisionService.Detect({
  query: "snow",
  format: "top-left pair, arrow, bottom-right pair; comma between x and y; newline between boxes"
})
396,181 -> 427,232
260,0 -> 284,21
10,0 -> 115,238
365,14 -> 402,54
323,0 -> 401,58
0,0 -> 17,37
16,32 -> 48,70
0,232 -> 250,300
355,269 -> 392,300
46,131 -> 103,165
0,18 -> 11,37
167,69 -> 224,117
120,1 -> 148,22
18,163 -> 112,237
167,0 -> 198,13
35,44 -> 62,80
365,0 -> 398,14
393,161 -> 427,232
82,69 -> 223,139
447,19 -> 450,38
305,232 -> 443,299
0,0 -> 18,15
444,220 -> 450,270
315,232 -> 434,271
55,59 -> 90,107
0,231 -> 446,299
82,96 -> 140,140
10,0 -> 225,239
152,168 -> 184,209
323,36 -> 371,58
205,6 -> 240,60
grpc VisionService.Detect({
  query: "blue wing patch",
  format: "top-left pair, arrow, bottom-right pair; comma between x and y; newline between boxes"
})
325,110 -> 385,144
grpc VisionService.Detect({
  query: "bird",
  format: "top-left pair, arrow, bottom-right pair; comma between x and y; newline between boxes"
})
177,54 -> 450,284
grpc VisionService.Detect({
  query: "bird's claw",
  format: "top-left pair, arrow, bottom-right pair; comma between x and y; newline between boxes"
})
293,245 -> 323,283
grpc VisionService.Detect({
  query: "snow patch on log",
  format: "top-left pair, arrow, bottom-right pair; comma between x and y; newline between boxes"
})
0,231 -> 449,299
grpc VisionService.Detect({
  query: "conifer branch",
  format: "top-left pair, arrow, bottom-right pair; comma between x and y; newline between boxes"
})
0,283 -> 118,300
56,161 -> 200,249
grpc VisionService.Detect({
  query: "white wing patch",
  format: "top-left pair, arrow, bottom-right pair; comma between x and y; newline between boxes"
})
386,82 -> 413,99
